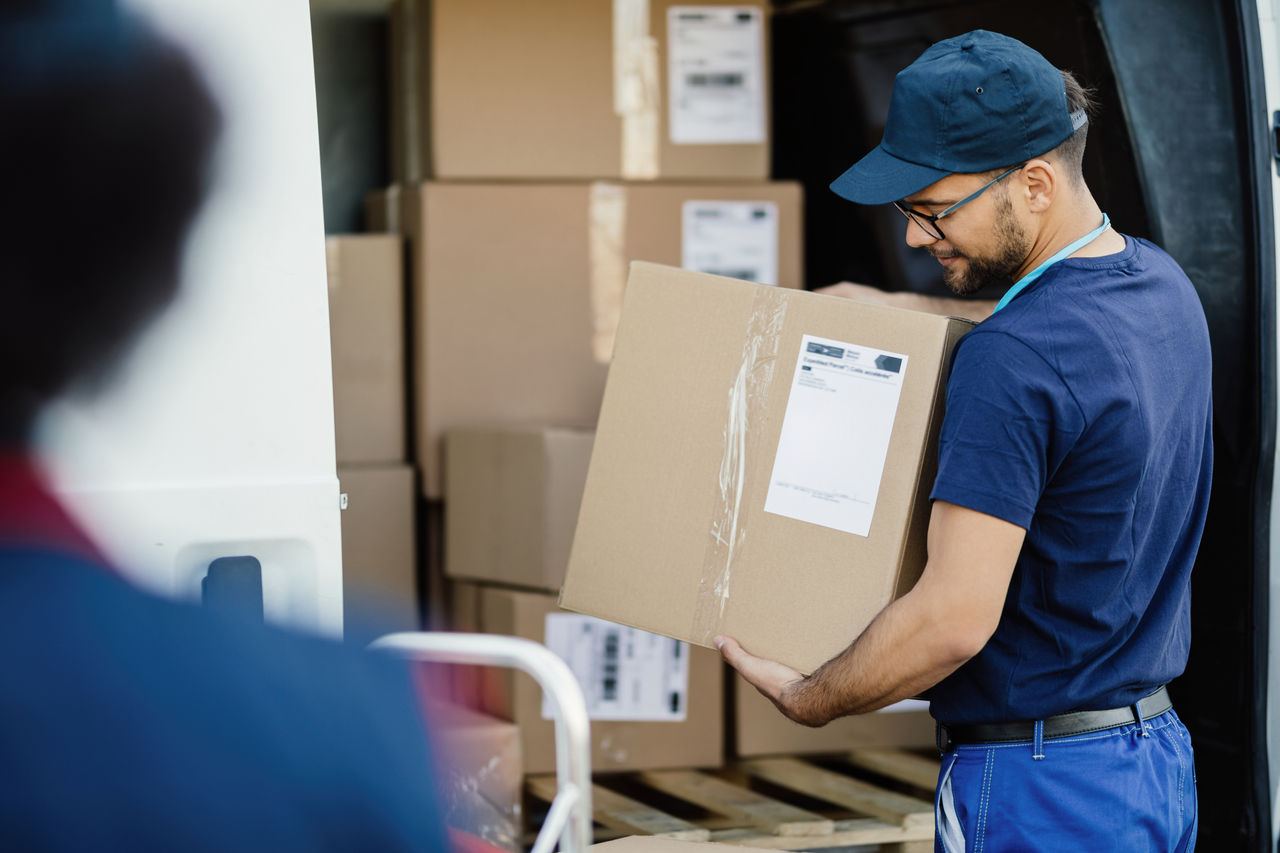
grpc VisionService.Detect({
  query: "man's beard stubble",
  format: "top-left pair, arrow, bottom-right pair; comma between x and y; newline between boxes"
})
936,192 -> 1031,297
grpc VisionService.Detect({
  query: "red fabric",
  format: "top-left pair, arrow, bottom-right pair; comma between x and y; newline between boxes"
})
448,826 -> 515,853
0,450 -> 109,567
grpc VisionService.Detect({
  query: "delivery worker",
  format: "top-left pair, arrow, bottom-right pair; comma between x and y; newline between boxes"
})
718,29 -> 1209,852
0,3 -> 450,849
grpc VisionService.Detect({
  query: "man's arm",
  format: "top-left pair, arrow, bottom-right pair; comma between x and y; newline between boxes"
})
814,282 -> 996,324
718,500 -> 1024,726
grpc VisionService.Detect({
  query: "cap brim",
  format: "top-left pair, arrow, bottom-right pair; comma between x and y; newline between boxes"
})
828,144 -> 951,205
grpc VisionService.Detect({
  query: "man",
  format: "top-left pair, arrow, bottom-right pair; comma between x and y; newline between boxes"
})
0,3 -> 450,849
719,30 -> 1208,852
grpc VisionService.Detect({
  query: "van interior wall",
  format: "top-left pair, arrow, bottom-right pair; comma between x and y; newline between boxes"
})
312,7 -> 389,234
773,0 -> 1269,850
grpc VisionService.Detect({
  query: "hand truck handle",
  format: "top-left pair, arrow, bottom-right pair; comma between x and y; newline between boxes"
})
370,632 -> 593,853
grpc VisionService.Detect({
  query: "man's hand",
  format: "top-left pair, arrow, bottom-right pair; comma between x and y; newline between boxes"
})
815,281 -> 996,323
813,282 -> 896,304
716,635 -> 828,727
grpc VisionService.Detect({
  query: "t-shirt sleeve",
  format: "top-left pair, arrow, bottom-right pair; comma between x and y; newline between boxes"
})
930,330 -> 1084,529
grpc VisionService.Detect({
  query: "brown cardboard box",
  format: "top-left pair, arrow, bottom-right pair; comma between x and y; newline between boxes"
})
733,675 -> 936,757
427,701 -> 522,851
362,185 -> 401,233
338,464 -> 418,631
477,585 -> 724,775
398,181 -> 803,497
445,426 -> 594,592
560,262 -> 973,675
443,580 -> 484,708
398,0 -> 770,181
326,235 -> 406,464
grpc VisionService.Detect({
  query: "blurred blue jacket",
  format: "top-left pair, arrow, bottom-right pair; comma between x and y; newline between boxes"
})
0,454 -> 450,852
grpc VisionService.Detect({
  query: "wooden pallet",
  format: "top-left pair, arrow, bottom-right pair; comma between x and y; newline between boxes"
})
526,748 -> 938,852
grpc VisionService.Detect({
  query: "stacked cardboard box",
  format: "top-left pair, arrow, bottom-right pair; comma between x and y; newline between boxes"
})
453,583 -> 725,774
443,427 -> 723,771
444,426 -> 594,592
325,235 -> 419,634
375,181 -> 805,498
734,680 -> 936,756
392,0 -> 772,182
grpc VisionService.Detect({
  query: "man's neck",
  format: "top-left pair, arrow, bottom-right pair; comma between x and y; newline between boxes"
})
1013,195 -> 1119,280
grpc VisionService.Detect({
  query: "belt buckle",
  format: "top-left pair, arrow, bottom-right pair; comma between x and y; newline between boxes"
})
936,723 -> 954,753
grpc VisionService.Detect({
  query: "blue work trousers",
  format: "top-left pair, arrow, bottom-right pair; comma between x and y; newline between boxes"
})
933,710 -> 1197,852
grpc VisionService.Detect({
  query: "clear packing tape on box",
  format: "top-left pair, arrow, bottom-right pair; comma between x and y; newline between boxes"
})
614,0 -> 660,179
692,286 -> 787,643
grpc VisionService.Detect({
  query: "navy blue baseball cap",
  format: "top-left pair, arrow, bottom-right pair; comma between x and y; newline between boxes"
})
830,30 -> 1079,205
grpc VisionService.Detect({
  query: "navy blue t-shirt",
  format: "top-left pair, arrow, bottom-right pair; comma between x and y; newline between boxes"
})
928,234 -> 1213,725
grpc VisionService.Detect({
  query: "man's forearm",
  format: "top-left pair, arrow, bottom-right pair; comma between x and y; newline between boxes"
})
719,502 -> 1025,728
781,577 -> 976,725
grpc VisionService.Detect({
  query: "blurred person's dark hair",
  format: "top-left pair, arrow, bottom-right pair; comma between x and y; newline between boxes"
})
0,0 -> 221,444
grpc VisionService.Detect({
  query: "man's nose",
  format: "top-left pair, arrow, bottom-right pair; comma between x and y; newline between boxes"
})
904,217 -> 939,249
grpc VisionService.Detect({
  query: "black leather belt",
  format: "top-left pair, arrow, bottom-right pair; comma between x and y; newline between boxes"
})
936,686 -> 1173,752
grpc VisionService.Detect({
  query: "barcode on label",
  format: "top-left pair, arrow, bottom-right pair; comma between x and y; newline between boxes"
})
602,630 -> 620,701
542,614 -> 689,722
702,267 -> 760,282
686,72 -> 744,88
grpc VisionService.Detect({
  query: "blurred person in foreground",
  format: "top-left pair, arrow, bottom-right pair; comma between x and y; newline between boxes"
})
0,3 -> 450,850
718,31 -> 1208,852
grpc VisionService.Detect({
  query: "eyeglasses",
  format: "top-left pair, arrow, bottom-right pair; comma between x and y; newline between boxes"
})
893,163 -> 1026,241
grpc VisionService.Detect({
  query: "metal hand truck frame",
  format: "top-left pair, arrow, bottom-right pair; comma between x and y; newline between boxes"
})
371,632 -> 593,853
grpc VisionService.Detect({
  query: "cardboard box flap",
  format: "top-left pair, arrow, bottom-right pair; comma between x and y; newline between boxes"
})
562,262 -> 970,674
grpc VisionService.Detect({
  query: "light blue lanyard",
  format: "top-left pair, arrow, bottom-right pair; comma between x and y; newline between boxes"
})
990,213 -> 1111,315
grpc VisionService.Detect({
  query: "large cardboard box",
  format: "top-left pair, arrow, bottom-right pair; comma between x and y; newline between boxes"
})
397,181 -> 803,497
733,677 -> 936,757
445,426 -> 594,592
338,464 -> 418,634
427,701 -> 522,851
326,235 -> 406,464
397,0 -> 770,181
561,263 -> 973,675
476,585 -> 724,775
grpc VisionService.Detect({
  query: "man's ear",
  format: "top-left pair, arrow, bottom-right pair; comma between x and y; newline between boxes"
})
1019,158 -> 1057,213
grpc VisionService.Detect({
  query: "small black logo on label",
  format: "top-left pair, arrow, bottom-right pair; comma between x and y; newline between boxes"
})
875,355 -> 903,373
807,342 -> 845,358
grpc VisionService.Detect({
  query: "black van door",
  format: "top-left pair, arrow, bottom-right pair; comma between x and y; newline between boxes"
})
772,1 -> 1276,848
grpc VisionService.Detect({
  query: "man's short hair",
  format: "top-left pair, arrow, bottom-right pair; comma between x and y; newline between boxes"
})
1050,69 -> 1098,185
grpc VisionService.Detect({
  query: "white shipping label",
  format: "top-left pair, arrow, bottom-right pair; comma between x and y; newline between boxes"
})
682,200 -> 778,285
764,335 -> 909,537
542,614 -> 690,722
667,6 -> 766,144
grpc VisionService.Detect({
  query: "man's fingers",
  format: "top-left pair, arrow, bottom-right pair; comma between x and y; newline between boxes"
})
715,634 -> 746,666
715,634 -> 804,704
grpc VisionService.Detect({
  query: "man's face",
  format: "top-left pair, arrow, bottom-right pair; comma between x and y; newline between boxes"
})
898,173 -> 1032,296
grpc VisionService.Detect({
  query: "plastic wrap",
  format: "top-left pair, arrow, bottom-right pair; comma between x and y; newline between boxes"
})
430,702 -> 523,852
